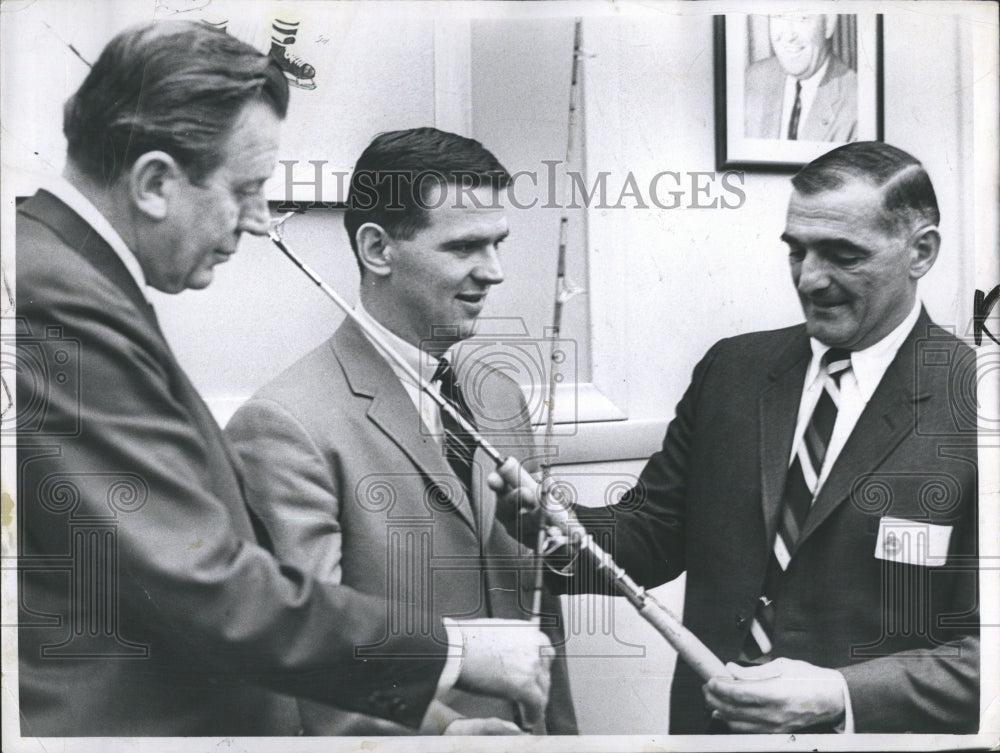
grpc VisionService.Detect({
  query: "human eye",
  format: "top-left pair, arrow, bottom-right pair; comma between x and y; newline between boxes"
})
829,246 -> 866,268
236,181 -> 265,200
785,241 -> 806,262
444,239 -> 481,256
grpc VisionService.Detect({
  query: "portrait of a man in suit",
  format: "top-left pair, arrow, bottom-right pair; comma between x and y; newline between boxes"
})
744,14 -> 858,142
493,140 -> 978,734
226,127 -> 577,736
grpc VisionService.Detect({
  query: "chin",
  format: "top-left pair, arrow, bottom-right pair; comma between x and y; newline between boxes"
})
805,321 -> 851,347
185,273 -> 214,291
460,320 -> 480,340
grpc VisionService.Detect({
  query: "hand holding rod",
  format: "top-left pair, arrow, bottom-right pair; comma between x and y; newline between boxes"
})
266,214 -> 732,683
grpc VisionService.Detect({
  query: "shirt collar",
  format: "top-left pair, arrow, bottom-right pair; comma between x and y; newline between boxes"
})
806,297 -> 922,401
41,175 -> 147,290
354,299 -> 443,387
789,55 -> 831,96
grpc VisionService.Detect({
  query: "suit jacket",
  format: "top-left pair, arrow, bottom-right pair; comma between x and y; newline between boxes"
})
226,318 -> 577,735
15,191 -> 449,736
573,314 -> 978,733
744,54 -> 858,142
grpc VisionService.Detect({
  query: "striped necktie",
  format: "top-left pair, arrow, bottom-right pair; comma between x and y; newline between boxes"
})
787,80 -> 803,140
432,357 -> 478,499
744,347 -> 852,659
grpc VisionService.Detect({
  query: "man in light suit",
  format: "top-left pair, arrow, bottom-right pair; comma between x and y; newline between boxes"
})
14,23 -> 553,736
226,128 -> 577,736
745,14 -> 857,142
493,141 -> 978,733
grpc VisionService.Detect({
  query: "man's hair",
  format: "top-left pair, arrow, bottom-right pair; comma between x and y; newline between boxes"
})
792,141 -> 940,232
344,127 -> 511,271
64,20 -> 289,185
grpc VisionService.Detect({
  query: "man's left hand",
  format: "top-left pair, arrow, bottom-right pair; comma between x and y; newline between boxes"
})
703,658 -> 846,733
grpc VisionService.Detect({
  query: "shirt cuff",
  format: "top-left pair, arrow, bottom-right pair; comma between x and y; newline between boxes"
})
834,671 -> 855,733
434,617 -> 464,699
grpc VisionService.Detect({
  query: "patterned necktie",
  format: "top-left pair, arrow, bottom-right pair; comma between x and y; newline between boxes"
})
432,358 -> 478,499
787,80 -> 803,140
744,347 -> 852,659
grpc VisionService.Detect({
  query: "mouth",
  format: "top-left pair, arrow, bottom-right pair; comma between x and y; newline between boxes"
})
456,292 -> 487,308
805,298 -> 848,316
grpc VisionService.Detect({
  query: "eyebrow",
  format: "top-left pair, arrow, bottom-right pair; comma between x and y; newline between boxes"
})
441,229 -> 510,248
779,233 -> 870,256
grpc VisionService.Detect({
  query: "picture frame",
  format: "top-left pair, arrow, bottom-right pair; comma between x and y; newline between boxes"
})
714,12 -> 883,171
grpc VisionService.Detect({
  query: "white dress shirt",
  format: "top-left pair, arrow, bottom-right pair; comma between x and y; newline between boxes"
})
790,297 -> 923,731
780,57 -> 831,139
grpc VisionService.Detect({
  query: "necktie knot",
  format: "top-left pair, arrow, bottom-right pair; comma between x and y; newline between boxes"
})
433,358 -> 460,401
822,348 -> 851,386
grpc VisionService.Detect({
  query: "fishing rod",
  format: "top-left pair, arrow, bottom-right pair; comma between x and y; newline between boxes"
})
267,214 -> 732,685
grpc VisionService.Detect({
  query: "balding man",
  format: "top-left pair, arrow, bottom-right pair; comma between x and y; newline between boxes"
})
494,141 -> 978,734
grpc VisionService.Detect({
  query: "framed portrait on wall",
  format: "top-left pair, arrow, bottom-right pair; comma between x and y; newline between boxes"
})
714,12 -> 883,170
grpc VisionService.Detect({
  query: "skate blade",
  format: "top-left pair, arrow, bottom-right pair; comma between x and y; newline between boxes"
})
287,76 -> 317,91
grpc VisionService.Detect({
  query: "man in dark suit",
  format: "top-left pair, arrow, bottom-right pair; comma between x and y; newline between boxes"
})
493,141 -> 979,733
15,23 -> 553,736
745,14 -> 857,142
227,128 -> 577,735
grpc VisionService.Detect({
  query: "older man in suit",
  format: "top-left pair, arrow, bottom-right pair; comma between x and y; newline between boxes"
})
493,141 -> 978,733
227,128 -> 577,736
14,23 -> 553,736
745,14 -> 857,142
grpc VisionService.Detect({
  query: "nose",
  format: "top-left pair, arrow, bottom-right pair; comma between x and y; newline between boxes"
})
238,193 -> 271,237
473,245 -> 505,286
794,249 -> 830,295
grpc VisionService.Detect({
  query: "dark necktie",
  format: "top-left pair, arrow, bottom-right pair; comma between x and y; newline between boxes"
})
787,80 -> 803,140
432,358 -> 478,499
744,348 -> 851,659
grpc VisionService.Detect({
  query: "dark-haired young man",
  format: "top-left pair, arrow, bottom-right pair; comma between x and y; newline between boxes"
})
493,140 -> 979,734
16,24 -> 553,736
227,127 -> 577,735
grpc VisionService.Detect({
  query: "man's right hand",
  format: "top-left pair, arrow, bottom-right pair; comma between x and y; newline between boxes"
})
453,618 -> 554,733
487,457 -> 547,543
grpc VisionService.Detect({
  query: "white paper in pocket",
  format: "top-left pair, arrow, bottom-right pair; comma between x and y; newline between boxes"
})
874,516 -> 953,567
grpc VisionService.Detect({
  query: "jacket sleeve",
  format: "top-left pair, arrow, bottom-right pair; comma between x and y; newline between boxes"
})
17,273 -> 445,728
566,342 -> 725,593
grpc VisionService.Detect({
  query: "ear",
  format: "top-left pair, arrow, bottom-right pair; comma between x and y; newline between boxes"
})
908,225 -> 940,281
127,151 -> 183,221
356,223 -> 393,278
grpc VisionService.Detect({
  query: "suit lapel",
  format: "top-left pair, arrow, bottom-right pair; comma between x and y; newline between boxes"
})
334,320 -> 478,533
798,311 -> 931,545
470,446 -> 493,542
758,330 -> 811,547
804,60 -> 846,141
